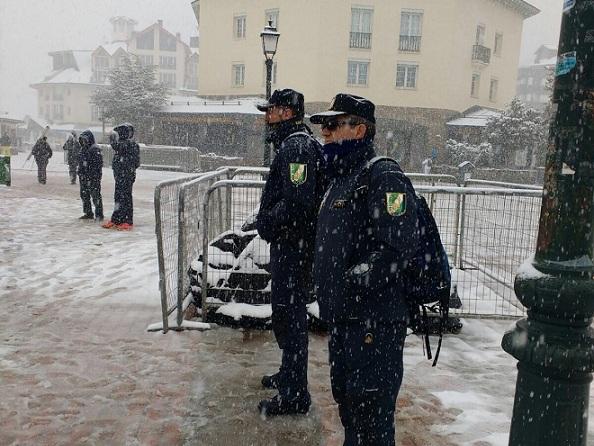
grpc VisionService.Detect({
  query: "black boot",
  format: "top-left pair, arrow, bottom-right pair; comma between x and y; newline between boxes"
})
258,393 -> 310,416
79,214 -> 94,220
261,372 -> 280,390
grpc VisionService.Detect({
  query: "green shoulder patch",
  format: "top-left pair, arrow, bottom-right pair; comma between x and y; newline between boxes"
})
386,192 -> 406,216
289,163 -> 307,185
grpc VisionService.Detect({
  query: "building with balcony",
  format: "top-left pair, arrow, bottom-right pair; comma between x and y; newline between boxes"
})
30,18 -> 198,136
516,44 -> 557,110
194,0 -> 538,167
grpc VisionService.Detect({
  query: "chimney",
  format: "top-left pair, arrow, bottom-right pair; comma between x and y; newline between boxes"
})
158,19 -> 163,28
176,32 -> 181,40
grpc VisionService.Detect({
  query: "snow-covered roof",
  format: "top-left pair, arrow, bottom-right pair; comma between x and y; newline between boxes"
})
0,112 -> 24,123
99,42 -> 128,56
162,96 -> 264,115
447,108 -> 501,127
32,50 -> 96,86
535,56 -> 557,67
23,116 -> 110,134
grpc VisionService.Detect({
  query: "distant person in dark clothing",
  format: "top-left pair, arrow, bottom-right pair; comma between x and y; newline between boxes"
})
78,130 -> 104,221
102,123 -> 140,231
63,131 -> 81,185
31,136 -> 52,184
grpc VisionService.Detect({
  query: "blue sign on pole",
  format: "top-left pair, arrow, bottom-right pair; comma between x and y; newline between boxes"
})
556,51 -> 577,77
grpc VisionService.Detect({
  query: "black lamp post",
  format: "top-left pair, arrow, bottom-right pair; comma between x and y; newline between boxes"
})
260,21 -> 280,168
501,2 -> 594,445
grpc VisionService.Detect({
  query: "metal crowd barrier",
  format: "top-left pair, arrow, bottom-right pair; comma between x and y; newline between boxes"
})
155,166 -> 545,331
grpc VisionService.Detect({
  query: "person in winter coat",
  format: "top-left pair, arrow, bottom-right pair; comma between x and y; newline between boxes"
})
77,130 -> 104,221
310,94 -> 419,446
63,131 -> 81,185
102,123 -> 140,231
254,89 -> 327,417
31,136 -> 53,184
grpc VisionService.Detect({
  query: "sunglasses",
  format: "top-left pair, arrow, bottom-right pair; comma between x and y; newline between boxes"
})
321,119 -> 357,131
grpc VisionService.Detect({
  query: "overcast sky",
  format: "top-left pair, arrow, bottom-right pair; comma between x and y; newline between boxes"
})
0,0 -> 563,118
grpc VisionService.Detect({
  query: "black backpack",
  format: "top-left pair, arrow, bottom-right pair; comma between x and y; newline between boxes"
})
359,156 -> 460,366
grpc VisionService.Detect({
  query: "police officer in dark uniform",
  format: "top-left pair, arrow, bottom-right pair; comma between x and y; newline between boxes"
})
102,123 -> 140,231
255,88 -> 326,416
310,94 -> 419,445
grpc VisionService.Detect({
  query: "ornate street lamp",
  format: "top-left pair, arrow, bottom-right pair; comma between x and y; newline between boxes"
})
502,2 -> 594,445
260,21 -> 280,168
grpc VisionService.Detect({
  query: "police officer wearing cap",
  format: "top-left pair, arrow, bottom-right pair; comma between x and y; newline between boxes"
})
310,94 -> 419,445
255,88 -> 326,416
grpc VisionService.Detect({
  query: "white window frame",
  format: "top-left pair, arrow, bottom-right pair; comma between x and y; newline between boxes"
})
350,7 -> 373,33
471,73 -> 480,98
234,15 -> 247,39
347,60 -> 370,86
395,63 -> 418,89
494,32 -> 503,57
489,78 -> 499,102
475,24 -> 486,46
400,10 -> 423,37
232,63 -> 245,87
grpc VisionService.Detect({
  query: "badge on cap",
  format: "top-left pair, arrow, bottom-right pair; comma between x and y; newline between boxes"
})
364,333 -> 374,344
289,163 -> 307,185
386,192 -> 406,216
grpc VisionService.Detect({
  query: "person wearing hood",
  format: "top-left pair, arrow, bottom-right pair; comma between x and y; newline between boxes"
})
310,94 -> 419,445
102,123 -> 140,231
254,88 -> 326,416
31,136 -> 52,184
63,131 -> 81,185
77,130 -> 104,221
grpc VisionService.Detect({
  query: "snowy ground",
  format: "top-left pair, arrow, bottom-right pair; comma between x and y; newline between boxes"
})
2,153 -> 594,445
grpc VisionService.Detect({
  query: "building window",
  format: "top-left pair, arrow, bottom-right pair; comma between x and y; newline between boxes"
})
350,8 -> 373,49
347,61 -> 369,86
138,55 -> 154,66
67,107 -> 71,116
265,9 -> 279,29
94,55 -> 110,83
396,63 -> 418,89
159,55 -> 176,69
475,24 -> 486,46
399,11 -> 422,52
159,72 -> 177,88
489,78 -> 499,102
263,61 -> 278,85
91,105 -> 100,122
137,30 -> 154,50
52,104 -> 64,120
527,77 -> 534,86
234,15 -> 247,39
232,64 -> 245,87
53,88 -> 64,101
494,33 -> 503,57
471,73 -> 480,98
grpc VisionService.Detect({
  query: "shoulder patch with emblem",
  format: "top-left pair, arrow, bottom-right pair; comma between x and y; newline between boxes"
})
386,192 -> 406,216
289,163 -> 307,185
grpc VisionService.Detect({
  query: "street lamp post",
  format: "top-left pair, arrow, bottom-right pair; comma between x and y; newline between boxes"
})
502,2 -> 594,445
260,21 -> 280,168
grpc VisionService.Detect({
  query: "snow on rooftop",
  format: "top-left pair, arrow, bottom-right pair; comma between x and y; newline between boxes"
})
163,96 -> 264,115
35,51 -> 95,86
99,42 -> 128,56
447,108 -> 501,127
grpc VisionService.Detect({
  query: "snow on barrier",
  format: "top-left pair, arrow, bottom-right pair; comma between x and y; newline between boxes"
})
154,167 -> 544,332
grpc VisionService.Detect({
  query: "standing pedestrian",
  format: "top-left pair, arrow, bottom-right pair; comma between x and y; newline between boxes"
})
63,131 -> 81,185
31,136 -> 52,184
102,123 -> 140,231
77,130 -> 104,221
310,94 -> 419,445
255,88 -> 326,416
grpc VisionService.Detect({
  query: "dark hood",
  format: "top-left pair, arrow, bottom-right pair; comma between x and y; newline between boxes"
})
114,123 -> 134,140
79,130 -> 96,146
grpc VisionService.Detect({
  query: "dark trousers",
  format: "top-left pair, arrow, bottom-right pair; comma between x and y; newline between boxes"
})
36,159 -> 48,184
111,176 -> 134,224
80,176 -> 103,218
329,321 -> 406,446
68,165 -> 77,184
269,242 -> 310,401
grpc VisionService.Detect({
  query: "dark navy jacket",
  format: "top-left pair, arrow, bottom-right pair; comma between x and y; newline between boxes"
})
78,131 -> 103,180
111,139 -> 140,181
314,141 -> 419,324
256,120 -> 325,247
